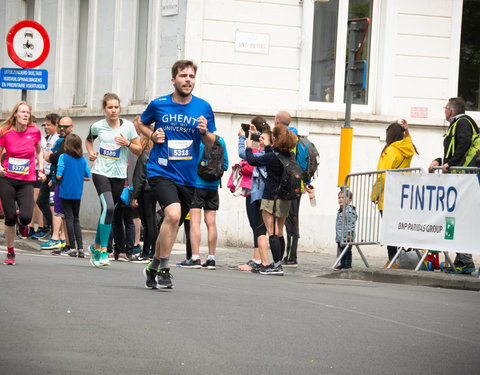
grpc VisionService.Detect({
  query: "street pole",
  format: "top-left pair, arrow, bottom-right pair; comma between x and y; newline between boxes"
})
337,22 -> 357,187
337,18 -> 369,187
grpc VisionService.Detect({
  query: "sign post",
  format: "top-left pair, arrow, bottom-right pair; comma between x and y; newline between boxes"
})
4,20 -> 50,100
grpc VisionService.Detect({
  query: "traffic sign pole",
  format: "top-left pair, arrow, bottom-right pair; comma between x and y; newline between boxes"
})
3,20 -> 50,100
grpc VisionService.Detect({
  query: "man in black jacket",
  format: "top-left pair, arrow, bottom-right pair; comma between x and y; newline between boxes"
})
428,97 -> 477,274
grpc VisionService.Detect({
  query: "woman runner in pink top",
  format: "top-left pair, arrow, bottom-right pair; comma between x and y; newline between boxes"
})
0,102 -> 46,265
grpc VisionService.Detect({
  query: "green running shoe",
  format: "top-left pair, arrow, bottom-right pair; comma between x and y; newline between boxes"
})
88,245 -> 101,268
100,250 -> 110,266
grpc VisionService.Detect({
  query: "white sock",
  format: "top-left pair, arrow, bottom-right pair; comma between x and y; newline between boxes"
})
253,259 -> 261,264
192,254 -> 200,260
208,255 -> 215,261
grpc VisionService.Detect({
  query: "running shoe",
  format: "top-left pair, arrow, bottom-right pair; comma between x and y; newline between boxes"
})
88,245 -> 102,268
238,259 -> 256,271
60,240 -> 66,248
156,268 -> 173,289
180,258 -> 202,269
4,253 -> 15,265
202,259 -> 216,270
282,258 -> 298,267
130,254 -> 150,263
52,249 -> 69,256
176,259 -> 190,267
444,263 -> 476,274
143,263 -> 158,289
64,248 -> 78,257
132,244 -> 142,254
100,251 -> 110,266
26,227 -> 36,238
17,224 -> 29,239
77,249 -> 85,258
31,229 -> 48,240
40,239 -> 62,250
250,263 -> 263,273
260,264 -> 284,276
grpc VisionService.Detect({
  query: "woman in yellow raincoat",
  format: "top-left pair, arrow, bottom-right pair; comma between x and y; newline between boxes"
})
372,119 -> 418,267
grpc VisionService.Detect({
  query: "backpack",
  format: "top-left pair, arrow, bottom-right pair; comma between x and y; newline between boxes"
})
197,135 -> 225,182
274,151 -> 303,200
296,135 -> 320,181
445,115 -> 480,167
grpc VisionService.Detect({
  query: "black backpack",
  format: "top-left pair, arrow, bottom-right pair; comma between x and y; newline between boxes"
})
274,151 -> 303,200
197,135 -> 225,182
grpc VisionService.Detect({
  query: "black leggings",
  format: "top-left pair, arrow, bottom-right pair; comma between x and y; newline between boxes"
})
92,173 -> 125,247
138,190 -> 158,257
0,177 -> 34,226
245,195 -> 258,248
61,198 -> 83,250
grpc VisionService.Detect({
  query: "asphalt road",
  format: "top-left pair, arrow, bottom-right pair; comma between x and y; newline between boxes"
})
1,252 -> 479,375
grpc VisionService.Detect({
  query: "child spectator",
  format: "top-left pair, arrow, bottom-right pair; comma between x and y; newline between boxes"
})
55,134 -> 91,258
335,189 -> 356,270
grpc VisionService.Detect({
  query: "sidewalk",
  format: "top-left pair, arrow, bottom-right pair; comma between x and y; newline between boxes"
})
2,227 -> 479,291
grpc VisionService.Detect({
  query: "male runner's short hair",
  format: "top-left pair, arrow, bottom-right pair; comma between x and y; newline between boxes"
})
171,60 -> 197,79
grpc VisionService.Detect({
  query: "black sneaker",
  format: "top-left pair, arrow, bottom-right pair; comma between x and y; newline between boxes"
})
64,248 -> 78,257
156,268 -> 173,289
201,259 -> 216,270
260,264 -> 284,276
282,259 -> 297,267
250,263 -> 263,273
179,258 -> 202,269
51,249 -> 69,256
143,263 -> 158,289
77,249 -> 85,258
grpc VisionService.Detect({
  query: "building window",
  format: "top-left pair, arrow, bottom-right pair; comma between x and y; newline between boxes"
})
458,0 -> 480,111
133,0 -> 149,103
73,0 -> 89,106
310,0 -> 372,105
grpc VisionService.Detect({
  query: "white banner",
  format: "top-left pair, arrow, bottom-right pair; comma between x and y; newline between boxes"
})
381,172 -> 480,254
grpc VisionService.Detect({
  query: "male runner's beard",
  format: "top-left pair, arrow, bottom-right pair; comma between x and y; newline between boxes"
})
175,83 -> 193,97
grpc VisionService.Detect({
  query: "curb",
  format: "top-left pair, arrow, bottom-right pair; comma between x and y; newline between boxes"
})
319,269 -> 480,291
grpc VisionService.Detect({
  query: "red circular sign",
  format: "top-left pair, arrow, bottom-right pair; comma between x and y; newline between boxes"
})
6,20 -> 50,68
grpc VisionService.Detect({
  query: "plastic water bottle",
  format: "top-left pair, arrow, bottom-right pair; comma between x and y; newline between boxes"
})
308,185 -> 316,207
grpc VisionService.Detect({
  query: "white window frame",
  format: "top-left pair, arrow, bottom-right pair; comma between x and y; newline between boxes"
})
299,0 -> 381,115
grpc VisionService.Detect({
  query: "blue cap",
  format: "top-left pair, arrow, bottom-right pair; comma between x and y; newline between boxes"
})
287,126 -> 298,136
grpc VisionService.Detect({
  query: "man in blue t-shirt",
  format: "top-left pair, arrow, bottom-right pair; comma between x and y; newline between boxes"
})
138,59 -> 216,290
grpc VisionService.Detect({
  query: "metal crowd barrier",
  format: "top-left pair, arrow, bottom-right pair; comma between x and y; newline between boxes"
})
333,168 -> 423,269
400,166 -> 480,271
334,166 -> 480,271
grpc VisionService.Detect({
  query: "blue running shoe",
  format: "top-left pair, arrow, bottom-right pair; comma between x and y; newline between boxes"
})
100,250 -> 110,266
176,259 -> 190,267
88,245 -> 102,268
132,244 -> 142,254
179,258 -> 202,269
40,239 -> 62,250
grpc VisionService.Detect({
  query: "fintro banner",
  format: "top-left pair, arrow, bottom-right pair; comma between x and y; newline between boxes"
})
381,172 -> 480,254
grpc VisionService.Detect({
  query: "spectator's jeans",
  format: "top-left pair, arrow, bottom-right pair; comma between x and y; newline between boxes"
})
337,243 -> 352,267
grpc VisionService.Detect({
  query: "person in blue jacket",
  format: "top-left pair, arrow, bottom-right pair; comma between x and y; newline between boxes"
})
55,133 -> 91,258
180,136 -> 228,269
